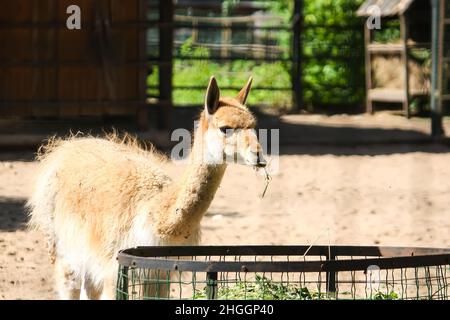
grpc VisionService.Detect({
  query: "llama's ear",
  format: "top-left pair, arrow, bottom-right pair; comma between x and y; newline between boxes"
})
236,76 -> 252,105
205,76 -> 220,115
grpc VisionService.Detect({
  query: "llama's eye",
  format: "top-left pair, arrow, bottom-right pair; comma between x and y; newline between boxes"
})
219,126 -> 233,135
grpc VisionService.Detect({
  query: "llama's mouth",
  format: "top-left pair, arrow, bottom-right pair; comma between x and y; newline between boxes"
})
255,161 -> 266,168
246,154 -> 266,168
247,160 -> 266,168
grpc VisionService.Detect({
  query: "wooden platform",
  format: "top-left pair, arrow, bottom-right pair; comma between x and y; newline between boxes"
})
368,88 -> 429,103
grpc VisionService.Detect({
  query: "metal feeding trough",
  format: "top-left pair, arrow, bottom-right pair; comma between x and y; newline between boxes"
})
116,245 -> 449,300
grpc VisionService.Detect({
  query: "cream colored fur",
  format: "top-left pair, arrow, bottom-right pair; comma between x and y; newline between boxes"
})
27,76 -> 265,299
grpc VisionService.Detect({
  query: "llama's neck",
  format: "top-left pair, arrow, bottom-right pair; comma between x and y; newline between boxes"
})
155,122 -> 227,239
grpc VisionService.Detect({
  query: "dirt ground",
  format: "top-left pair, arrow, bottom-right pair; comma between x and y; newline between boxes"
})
1,137 -> 450,299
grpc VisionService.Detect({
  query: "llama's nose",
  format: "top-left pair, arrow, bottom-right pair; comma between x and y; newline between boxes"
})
256,153 -> 266,168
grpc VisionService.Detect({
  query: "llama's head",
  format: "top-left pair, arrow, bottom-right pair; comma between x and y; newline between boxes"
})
199,76 -> 266,168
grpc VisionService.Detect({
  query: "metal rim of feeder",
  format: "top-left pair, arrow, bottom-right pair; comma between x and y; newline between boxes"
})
117,245 -> 450,273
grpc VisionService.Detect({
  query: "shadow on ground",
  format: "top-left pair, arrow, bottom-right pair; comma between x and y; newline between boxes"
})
1,109 -> 450,157
0,197 -> 28,232
0,151 -> 36,162
279,143 -> 450,156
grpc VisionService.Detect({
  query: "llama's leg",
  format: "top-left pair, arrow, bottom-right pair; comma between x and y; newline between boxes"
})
100,277 -> 117,300
80,275 -> 102,300
54,258 -> 81,300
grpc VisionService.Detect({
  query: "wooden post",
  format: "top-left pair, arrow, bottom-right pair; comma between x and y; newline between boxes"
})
54,0 -> 60,118
221,21 -> 231,58
291,0 -> 303,112
192,19 -> 198,43
158,0 -> 174,130
31,0 -> 39,117
400,14 -> 410,118
364,25 -> 373,114
431,0 -> 444,137
137,0 -> 149,131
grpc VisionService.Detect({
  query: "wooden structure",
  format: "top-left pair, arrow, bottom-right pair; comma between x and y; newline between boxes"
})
174,14 -> 286,59
430,0 -> 450,136
0,0 -> 153,129
435,0 -> 450,109
0,0 -> 300,134
357,0 -> 431,117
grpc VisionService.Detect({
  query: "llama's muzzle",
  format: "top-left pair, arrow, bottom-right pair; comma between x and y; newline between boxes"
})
255,153 -> 266,168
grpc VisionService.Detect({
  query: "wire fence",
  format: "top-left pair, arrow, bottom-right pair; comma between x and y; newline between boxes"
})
116,245 -> 450,300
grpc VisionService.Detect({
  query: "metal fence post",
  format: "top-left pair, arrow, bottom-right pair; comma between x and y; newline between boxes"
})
206,272 -> 218,300
326,253 -> 336,296
291,0 -> 303,112
116,266 -> 129,300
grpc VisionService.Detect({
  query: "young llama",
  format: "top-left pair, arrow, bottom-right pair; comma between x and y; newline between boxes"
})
27,76 -> 266,300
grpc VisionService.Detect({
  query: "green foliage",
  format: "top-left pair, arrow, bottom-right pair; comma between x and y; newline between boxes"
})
146,67 -> 159,98
373,20 -> 401,43
222,0 -> 240,16
193,275 -> 326,300
148,38 -> 292,107
302,0 -> 365,106
263,0 -> 293,53
411,48 -> 431,62
192,274 -> 400,300
179,37 -> 211,58
304,0 -> 362,26
373,291 -> 399,300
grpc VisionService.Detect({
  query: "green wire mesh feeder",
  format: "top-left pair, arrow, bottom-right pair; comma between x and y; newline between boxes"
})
116,245 -> 450,300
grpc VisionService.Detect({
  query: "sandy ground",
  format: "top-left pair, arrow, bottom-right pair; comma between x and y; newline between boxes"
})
1,143 -> 450,299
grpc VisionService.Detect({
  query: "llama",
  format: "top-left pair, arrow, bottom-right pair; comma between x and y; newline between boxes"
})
27,76 -> 266,300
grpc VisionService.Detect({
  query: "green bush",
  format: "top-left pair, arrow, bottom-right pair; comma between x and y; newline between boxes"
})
302,0 -> 365,106
373,19 -> 401,43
